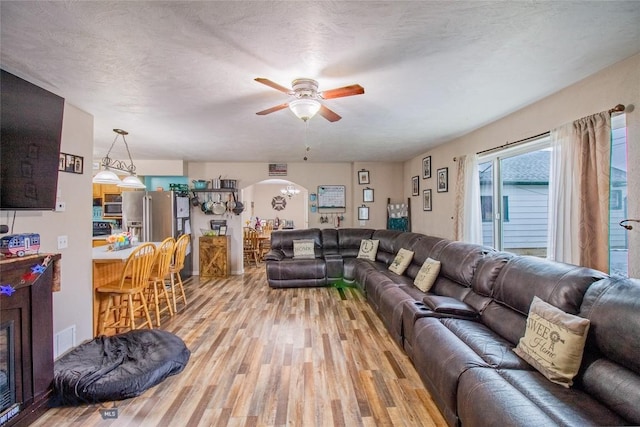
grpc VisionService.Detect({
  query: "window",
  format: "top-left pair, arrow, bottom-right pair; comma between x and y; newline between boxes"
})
481,196 -> 509,222
478,137 -> 550,256
610,113 -> 627,277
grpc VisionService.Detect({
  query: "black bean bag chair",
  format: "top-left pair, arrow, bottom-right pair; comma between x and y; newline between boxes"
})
52,329 -> 190,406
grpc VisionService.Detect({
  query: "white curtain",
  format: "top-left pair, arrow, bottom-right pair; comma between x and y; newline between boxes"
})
454,154 -> 483,244
548,112 -> 611,271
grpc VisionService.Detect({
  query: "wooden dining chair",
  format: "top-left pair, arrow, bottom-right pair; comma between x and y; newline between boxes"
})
96,243 -> 157,335
243,227 -> 260,267
168,234 -> 190,313
146,237 -> 175,327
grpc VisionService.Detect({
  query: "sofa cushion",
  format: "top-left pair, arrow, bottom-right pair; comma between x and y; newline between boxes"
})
413,257 -> 441,292
293,239 -> 316,259
388,248 -> 414,275
357,239 -> 379,261
514,296 -> 590,387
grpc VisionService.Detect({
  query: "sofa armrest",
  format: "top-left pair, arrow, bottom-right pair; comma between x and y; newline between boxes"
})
324,254 -> 343,281
423,295 -> 479,319
264,249 -> 286,262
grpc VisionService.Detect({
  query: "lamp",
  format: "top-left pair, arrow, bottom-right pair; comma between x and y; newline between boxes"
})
280,184 -> 300,198
289,98 -> 321,122
93,129 -> 146,189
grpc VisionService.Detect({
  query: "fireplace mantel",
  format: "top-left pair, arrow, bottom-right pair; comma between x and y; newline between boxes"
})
0,253 -> 60,427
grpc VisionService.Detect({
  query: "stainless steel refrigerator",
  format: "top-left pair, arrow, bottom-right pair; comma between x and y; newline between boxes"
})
122,190 -> 192,276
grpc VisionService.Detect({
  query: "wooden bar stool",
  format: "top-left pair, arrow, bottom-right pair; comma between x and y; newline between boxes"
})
147,237 -> 175,327
96,243 -> 157,335
168,234 -> 190,313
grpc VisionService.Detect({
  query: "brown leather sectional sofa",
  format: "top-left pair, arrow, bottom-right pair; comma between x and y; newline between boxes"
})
264,228 -> 640,426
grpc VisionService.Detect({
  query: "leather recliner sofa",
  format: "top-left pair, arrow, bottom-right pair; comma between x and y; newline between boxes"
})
264,228 -> 640,426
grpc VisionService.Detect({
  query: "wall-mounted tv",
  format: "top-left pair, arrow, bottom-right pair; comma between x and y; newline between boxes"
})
1,69 -> 65,210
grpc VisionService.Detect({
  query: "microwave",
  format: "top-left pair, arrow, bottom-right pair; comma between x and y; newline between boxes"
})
103,202 -> 122,216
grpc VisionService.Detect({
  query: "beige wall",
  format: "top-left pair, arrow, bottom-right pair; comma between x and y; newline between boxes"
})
405,53 -> 640,277
187,161 -> 403,273
2,103 -> 94,353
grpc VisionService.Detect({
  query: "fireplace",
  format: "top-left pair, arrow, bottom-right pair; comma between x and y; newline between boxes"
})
0,321 -> 17,424
0,253 -> 60,427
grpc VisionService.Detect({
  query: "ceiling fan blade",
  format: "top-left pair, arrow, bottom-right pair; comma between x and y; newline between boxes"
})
254,78 -> 291,94
256,103 -> 289,115
319,84 -> 365,99
318,105 -> 342,122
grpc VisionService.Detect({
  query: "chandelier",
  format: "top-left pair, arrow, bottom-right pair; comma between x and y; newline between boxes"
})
280,183 -> 300,198
92,129 -> 146,188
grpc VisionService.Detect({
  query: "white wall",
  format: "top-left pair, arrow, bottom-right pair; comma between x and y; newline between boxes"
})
1,103 -> 94,353
405,53 -> 640,277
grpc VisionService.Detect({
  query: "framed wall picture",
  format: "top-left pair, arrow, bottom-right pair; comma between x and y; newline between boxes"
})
358,169 -> 370,185
363,188 -> 374,202
59,152 -> 84,174
422,156 -> 431,179
411,175 -> 419,196
423,189 -> 432,211
358,205 -> 369,220
437,167 -> 448,192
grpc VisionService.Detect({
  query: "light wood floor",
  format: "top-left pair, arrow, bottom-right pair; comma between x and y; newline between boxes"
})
32,266 -> 447,427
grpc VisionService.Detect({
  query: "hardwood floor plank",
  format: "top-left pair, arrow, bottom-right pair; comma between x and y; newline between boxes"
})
32,266 -> 447,426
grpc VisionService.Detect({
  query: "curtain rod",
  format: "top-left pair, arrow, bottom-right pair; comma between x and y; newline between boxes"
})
473,103 -> 626,157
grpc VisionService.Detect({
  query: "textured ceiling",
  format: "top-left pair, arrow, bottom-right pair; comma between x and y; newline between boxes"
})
1,1 -> 639,163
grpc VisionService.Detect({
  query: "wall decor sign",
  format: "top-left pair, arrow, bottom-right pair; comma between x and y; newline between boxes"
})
59,152 -> 84,174
268,163 -> 287,176
271,195 -> 287,210
423,189 -> 432,211
363,188 -> 374,203
411,175 -> 419,196
358,205 -> 369,220
437,167 -> 448,193
422,156 -> 431,179
358,169 -> 370,185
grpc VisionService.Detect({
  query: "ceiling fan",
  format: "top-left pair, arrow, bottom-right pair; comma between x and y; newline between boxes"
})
254,77 -> 364,122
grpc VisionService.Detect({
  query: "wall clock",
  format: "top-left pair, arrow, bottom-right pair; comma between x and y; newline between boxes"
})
271,195 -> 286,211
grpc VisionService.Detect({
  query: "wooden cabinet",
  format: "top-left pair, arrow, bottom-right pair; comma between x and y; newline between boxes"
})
199,236 -> 230,278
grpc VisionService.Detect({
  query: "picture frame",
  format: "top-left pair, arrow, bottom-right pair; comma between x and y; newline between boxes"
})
437,167 -> 448,193
422,156 -> 431,179
358,169 -> 370,185
358,205 -> 369,221
363,188 -> 374,203
423,189 -> 432,211
411,175 -> 419,196
59,152 -> 84,174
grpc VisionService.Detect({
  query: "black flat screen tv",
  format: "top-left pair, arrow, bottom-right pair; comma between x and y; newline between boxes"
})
1,69 -> 65,210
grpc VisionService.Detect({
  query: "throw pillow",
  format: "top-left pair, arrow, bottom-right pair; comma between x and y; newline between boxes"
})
357,239 -> 379,261
514,296 -> 590,388
388,248 -> 414,275
292,239 -> 315,259
413,258 -> 441,292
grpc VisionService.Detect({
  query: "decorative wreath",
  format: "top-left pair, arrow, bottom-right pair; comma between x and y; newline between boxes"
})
271,195 -> 287,211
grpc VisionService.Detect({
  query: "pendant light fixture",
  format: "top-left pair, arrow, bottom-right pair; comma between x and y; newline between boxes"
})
93,129 -> 146,189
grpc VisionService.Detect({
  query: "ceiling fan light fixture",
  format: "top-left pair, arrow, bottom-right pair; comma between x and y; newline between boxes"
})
288,98 -> 321,122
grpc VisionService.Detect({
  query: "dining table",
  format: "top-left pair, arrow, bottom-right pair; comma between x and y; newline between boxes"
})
92,242 -> 161,336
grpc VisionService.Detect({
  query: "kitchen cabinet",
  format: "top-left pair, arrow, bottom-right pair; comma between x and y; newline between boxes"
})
199,236 -> 230,278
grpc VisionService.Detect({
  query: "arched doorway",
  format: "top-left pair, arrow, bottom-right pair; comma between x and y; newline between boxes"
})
240,179 -> 308,230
